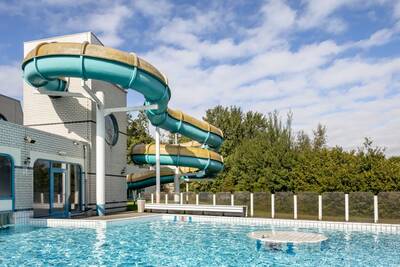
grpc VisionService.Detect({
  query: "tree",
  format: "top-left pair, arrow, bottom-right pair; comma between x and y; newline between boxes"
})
203,105 -> 269,157
127,105 -> 400,194
126,112 -> 153,163
313,124 -> 327,150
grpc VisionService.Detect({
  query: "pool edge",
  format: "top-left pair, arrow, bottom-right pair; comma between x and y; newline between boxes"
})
27,214 -> 400,234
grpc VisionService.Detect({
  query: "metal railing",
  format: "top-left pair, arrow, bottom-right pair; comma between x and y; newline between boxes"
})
138,191 -> 400,223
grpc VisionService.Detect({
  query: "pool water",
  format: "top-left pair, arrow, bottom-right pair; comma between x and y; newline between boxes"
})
0,218 -> 399,266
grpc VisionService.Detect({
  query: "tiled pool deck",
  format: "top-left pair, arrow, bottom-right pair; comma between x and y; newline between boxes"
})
27,212 -> 400,234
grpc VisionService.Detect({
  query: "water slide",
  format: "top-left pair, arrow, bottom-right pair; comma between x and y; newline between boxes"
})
128,141 -> 222,190
22,42 -> 224,189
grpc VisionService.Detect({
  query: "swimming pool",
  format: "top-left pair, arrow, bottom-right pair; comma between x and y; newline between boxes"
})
1,216 -> 399,266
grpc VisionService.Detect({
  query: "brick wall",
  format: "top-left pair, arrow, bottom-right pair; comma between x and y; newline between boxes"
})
0,119 -> 85,210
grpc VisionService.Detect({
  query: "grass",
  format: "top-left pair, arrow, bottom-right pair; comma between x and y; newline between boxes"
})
127,201 -> 137,211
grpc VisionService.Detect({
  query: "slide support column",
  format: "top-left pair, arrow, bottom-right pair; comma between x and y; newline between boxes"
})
345,193 -> 349,222
318,195 -> 322,220
174,134 -> 180,203
96,91 -> 106,216
374,195 -> 378,223
155,127 -> 161,203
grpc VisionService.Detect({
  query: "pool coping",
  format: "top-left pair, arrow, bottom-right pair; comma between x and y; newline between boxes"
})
27,214 -> 400,234
29,214 -> 162,229
165,215 -> 400,234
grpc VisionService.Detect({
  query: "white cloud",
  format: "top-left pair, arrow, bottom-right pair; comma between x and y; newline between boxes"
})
355,22 -> 400,48
258,0 -> 297,32
42,0 -> 96,6
152,0 -> 297,62
1,0 -> 400,155
63,4 -> 131,46
132,0 -> 172,16
325,17 -> 348,34
312,58 -> 400,89
297,0 -> 352,30
143,38 -> 400,155
394,0 -> 400,19
0,0 -> 132,47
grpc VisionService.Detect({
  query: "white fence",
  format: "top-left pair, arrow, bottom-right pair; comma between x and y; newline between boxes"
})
138,191 -> 400,224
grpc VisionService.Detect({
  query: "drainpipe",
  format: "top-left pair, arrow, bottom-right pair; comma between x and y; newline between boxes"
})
82,144 -> 88,212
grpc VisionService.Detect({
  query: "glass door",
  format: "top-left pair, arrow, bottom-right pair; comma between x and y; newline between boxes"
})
50,169 -> 67,217
34,160 -> 82,218
33,160 -> 51,217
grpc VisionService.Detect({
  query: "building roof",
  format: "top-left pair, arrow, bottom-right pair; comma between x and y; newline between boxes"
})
0,93 -> 21,103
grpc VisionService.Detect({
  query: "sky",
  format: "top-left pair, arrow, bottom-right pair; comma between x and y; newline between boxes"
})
0,0 -> 399,155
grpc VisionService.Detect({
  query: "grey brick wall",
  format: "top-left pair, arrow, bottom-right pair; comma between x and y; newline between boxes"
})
0,120 -> 85,210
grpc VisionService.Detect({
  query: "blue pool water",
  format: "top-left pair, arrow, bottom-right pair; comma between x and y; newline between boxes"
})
0,218 -> 399,266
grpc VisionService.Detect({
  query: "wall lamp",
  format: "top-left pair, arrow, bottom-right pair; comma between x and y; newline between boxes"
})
24,136 -> 36,144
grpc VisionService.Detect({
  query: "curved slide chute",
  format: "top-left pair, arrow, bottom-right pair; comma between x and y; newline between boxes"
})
22,42 -> 224,189
127,167 -> 176,190
128,141 -> 223,190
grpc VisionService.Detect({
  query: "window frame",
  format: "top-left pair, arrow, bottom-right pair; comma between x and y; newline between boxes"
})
0,153 -> 15,210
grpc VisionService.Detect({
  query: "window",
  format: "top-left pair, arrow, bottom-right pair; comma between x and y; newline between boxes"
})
0,114 -> 7,121
105,114 -> 119,146
0,155 -> 12,198
69,164 -> 82,212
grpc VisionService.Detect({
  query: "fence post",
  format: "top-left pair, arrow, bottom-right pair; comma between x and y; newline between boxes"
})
293,194 -> 297,220
151,193 -> 154,204
165,194 -> 168,204
196,194 -> 199,205
231,194 -> 234,206
250,193 -> 254,217
374,195 -> 378,223
318,195 -> 322,221
345,193 -> 349,222
271,193 -> 275,219
213,194 -> 216,206
180,193 -> 183,205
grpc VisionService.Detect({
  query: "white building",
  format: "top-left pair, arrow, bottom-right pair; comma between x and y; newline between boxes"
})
0,32 -> 128,222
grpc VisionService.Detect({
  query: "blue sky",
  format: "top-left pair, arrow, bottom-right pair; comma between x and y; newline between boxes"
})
0,0 -> 399,154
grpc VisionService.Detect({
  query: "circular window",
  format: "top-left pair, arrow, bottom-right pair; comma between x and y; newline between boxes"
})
105,114 -> 119,146
0,114 -> 7,121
